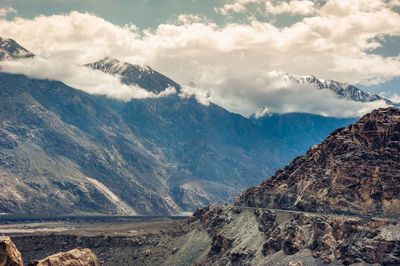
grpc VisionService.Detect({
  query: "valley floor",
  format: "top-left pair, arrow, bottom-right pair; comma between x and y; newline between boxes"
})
1,216 -> 188,265
2,205 -> 399,265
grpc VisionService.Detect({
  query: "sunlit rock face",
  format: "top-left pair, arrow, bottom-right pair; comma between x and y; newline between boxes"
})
236,107 -> 400,218
0,236 -> 24,266
28,247 -> 100,266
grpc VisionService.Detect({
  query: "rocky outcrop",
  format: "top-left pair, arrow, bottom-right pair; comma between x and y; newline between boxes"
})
236,107 -> 400,218
0,236 -> 23,266
188,204 -> 400,265
28,247 -> 100,266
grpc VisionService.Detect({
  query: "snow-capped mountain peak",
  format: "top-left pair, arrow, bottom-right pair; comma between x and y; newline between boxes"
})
0,37 -> 34,60
89,56 -> 155,76
86,57 -> 181,94
273,71 -> 394,105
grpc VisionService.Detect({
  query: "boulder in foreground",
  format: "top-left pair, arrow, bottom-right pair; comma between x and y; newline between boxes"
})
0,236 -> 23,266
28,247 -> 100,266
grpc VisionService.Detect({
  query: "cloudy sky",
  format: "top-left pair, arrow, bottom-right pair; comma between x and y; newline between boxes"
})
0,0 -> 399,117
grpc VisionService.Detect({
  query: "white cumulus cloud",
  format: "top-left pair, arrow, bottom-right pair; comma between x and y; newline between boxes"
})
0,7 -> 17,17
0,0 -> 399,117
0,57 -> 176,101
216,0 -> 317,16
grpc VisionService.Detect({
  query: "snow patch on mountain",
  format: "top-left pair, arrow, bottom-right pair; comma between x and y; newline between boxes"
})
272,71 -> 394,104
0,37 -> 34,60
92,56 -> 155,76
0,56 -> 176,101
86,57 -> 180,94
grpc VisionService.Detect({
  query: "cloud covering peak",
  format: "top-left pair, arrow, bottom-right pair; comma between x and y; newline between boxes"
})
0,0 -> 399,117
0,57 -> 176,101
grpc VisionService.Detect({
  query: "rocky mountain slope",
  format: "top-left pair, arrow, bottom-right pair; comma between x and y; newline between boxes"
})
184,204 -> 400,265
0,71 -> 294,215
0,72 -> 174,215
236,107 -> 400,218
0,37 -> 355,215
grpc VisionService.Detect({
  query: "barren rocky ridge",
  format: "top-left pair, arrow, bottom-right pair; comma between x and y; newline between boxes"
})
236,107 -> 400,218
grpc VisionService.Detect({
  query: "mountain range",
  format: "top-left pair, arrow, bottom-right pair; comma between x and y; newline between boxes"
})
276,71 -> 396,105
0,36 -> 393,216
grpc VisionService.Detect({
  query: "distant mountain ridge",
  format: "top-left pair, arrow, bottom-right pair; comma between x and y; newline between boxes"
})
275,71 -> 396,105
